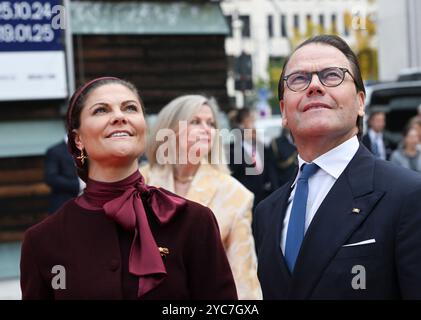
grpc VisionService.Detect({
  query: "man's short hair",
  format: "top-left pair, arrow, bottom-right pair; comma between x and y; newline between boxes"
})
367,110 -> 385,126
278,35 -> 365,100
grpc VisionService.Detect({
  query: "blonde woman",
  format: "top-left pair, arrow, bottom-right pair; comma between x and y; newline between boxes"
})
141,95 -> 262,300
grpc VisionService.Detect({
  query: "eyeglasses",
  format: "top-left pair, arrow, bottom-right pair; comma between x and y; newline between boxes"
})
283,67 -> 356,92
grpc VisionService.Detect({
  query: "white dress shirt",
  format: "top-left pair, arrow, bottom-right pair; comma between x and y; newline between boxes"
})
280,135 -> 360,253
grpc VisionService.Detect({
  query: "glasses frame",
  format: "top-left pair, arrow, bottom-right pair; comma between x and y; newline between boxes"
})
283,67 -> 357,92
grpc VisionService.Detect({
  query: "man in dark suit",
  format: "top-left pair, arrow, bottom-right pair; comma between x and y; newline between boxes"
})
265,128 -> 298,190
361,111 -> 397,160
228,108 -> 271,211
44,138 -> 82,213
253,35 -> 421,299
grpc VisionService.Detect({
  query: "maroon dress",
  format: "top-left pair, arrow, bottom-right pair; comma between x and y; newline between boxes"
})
20,171 -> 237,300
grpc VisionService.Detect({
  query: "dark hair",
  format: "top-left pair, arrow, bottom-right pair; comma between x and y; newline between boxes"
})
403,123 -> 416,137
409,117 -> 421,128
405,118 -> 421,138
402,124 -> 420,149
229,107 -> 252,129
277,35 -> 366,137
66,77 -> 143,181
366,110 -> 385,128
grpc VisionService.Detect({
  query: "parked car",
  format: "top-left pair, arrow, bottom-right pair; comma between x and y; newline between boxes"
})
397,68 -> 421,82
364,80 -> 421,142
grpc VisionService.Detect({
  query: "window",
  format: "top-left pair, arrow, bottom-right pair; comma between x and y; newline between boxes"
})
306,14 -> 312,36
268,15 -> 274,38
225,15 -> 233,37
319,14 -> 325,33
343,12 -> 349,36
293,14 -> 300,30
281,14 -> 287,37
331,13 -> 337,33
239,15 -> 251,38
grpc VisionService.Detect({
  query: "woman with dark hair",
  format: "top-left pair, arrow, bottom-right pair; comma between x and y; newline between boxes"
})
20,77 -> 237,300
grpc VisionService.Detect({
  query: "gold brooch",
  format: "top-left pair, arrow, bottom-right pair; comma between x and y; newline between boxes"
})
159,247 -> 169,257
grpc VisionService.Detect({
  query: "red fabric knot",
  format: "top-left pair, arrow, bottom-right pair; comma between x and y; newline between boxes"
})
76,170 -> 187,297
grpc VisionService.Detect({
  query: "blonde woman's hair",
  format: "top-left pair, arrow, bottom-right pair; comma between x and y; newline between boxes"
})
146,95 -> 230,174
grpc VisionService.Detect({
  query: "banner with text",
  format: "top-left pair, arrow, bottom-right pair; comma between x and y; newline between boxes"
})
0,0 -> 67,101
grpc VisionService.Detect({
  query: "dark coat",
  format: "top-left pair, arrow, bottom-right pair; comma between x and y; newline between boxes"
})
229,140 -> 270,211
253,145 -> 421,299
20,199 -> 238,300
265,135 -> 298,190
44,141 -> 79,213
361,132 -> 397,160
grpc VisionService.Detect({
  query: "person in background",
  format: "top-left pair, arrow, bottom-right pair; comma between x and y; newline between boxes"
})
142,95 -> 262,300
361,111 -> 396,160
409,118 -> 421,146
390,126 -> 421,172
44,135 -> 85,213
409,103 -> 421,124
228,107 -> 271,211
265,127 -> 298,190
21,78 -> 237,300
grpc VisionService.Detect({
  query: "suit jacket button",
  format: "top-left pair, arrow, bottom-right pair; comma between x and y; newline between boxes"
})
110,259 -> 120,272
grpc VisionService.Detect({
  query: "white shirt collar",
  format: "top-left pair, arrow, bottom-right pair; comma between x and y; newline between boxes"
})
291,135 -> 360,188
368,128 -> 383,140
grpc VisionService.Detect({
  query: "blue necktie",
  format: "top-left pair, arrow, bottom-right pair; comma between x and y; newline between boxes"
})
285,163 -> 319,273
372,136 -> 380,158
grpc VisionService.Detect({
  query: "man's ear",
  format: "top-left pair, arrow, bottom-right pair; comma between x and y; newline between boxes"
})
357,91 -> 365,117
73,129 -> 84,151
280,100 -> 288,127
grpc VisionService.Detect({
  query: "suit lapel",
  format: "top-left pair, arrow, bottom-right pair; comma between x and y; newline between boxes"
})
262,172 -> 298,289
288,145 -> 385,299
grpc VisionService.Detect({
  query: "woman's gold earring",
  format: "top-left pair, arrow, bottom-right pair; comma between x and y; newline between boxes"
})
77,149 -> 88,165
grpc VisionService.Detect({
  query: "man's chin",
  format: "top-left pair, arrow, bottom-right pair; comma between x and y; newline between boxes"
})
296,122 -> 336,136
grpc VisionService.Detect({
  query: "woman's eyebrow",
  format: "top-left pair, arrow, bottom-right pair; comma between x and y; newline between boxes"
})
88,100 -> 139,110
88,102 -> 108,110
121,100 -> 139,105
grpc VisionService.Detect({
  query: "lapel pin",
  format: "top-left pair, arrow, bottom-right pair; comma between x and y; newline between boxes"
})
352,208 -> 361,214
159,247 -> 170,257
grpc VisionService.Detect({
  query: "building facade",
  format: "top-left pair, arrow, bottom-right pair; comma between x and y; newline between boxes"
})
221,0 -> 378,107
377,0 -> 421,81
0,0 -> 230,243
